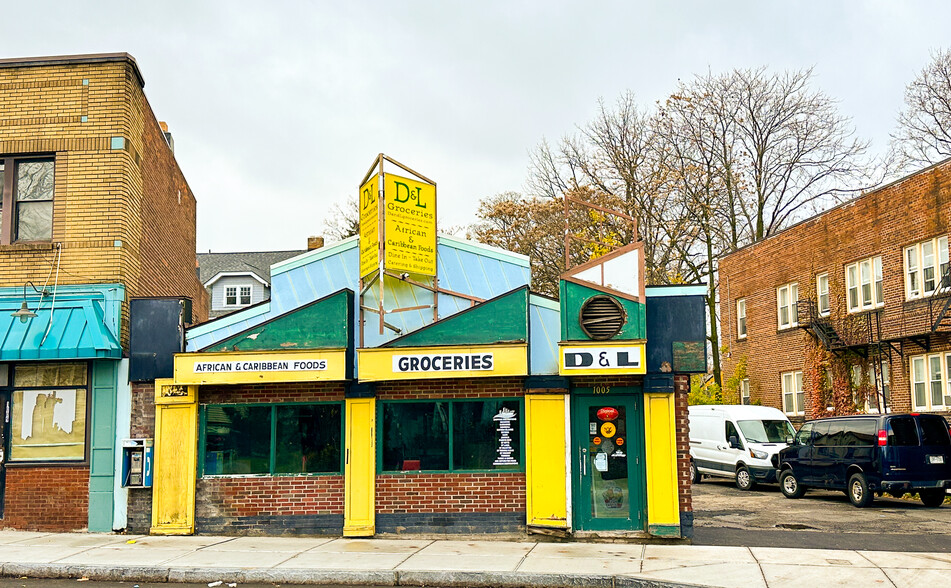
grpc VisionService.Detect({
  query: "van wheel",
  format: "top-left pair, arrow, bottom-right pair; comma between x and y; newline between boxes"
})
736,466 -> 756,491
920,489 -> 947,507
780,470 -> 805,499
690,460 -> 702,484
848,473 -> 874,508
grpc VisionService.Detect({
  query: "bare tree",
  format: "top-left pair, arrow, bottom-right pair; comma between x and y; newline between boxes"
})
892,48 -> 951,168
322,195 -> 360,240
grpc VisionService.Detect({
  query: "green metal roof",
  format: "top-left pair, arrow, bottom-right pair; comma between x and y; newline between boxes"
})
0,287 -> 123,361
383,286 -> 529,348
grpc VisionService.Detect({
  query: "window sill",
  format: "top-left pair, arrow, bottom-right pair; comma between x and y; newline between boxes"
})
776,325 -> 799,333
379,469 -> 525,475
0,241 -> 58,252
200,472 -> 343,479
4,460 -> 88,468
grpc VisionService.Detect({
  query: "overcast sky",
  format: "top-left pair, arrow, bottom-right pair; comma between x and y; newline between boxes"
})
3,2 -> 948,252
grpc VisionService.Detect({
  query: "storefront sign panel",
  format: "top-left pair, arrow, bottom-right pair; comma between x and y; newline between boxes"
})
559,342 -> 646,376
358,344 -> 527,382
383,173 -> 436,276
174,350 -> 348,384
359,175 -> 380,279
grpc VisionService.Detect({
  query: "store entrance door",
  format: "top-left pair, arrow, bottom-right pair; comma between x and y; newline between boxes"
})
571,394 -> 645,531
0,391 -> 9,519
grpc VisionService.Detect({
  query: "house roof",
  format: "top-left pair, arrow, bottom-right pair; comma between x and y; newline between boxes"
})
197,250 -> 306,286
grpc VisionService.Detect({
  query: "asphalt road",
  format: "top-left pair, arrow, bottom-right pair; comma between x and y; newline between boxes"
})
690,477 -> 951,552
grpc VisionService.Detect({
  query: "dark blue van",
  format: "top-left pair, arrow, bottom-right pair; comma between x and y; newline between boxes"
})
776,413 -> 951,507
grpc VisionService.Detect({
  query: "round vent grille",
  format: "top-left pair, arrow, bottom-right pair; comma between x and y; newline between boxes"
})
579,295 -> 627,340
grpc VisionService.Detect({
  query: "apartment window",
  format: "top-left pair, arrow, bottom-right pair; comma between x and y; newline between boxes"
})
224,283 -> 253,307
905,236 -> 950,300
736,298 -> 747,339
816,273 -> 829,316
0,156 -> 55,244
782,370 -> 804,415
910,353 -> 951,412
380,399 -> 522,472
846,256 -> 883,312
239,285 -> 252,305
740,378 -> 751,405
201,403 -> 343,475
850,361 -> 891,414
776,283 -> 798,329
8,363 -> 88,462
225,286 -> 237,306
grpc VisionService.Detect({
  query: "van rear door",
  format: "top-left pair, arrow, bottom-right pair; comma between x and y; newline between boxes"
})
907,416 -> 951,481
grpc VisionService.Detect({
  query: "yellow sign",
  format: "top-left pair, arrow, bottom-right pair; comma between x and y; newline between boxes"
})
359,175 -> 380,279
600,422 -> 617,438
383,173 -> 436,276
558,341 -> 647,376
358,343 -> 527,382
173,350 -> 348,385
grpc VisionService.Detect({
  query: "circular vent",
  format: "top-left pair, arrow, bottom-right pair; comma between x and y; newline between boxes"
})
579,295 -> 627,340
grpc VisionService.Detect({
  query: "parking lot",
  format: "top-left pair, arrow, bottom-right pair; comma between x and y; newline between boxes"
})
691,478 -> 951,551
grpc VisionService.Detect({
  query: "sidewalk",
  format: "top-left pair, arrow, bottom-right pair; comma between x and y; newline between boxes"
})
1,530 -> 949,588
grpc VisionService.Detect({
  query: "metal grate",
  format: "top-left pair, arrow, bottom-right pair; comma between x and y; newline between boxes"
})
579,295 -> 627,340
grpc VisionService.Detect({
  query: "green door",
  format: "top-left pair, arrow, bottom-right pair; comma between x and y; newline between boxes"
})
571,394 -> 645,531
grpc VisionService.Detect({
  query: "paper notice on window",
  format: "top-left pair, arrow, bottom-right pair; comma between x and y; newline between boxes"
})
594,452 -> 608,472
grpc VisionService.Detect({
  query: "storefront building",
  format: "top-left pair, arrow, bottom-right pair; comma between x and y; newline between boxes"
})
143,158 -> 704,539
0,54 -> 207,533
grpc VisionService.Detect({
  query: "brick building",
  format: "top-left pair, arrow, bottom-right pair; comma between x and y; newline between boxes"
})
720,159 -> 951,424
0,53 -> 207,532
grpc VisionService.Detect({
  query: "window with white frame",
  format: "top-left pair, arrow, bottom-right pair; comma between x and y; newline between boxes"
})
225,286 -> 238,306
910,353 -> 951,411
239,285 -> 252,305
846,256 -> 883,313
816,273 -> 829,316
850,362 -> 890,413
736,298 -> 747,339
781,370 -> 804,415
740,378 -> 750,405
776,283 -> 798,329
224,283 -> 254,308
905,236 -> 949,300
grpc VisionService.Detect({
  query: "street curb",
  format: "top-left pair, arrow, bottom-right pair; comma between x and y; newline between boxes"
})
0,563 -> 708,588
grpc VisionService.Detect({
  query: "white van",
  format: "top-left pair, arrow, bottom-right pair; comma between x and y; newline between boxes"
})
688,405 -> 795,490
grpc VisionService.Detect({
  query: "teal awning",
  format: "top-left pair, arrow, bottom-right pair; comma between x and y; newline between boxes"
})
0,296 -> 122,361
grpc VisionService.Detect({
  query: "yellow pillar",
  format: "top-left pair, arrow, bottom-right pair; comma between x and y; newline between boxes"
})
644,392 -> 681,536
343,397 -> 376,536
151,379 -> 198,535
525,394 -> 568,530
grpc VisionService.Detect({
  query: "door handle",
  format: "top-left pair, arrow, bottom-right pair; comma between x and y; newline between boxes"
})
581,447 -> 587,475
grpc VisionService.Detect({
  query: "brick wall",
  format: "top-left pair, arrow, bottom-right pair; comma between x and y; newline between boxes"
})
0,466 -> 89,531
127,381 -> 156,533
674,374 -> 692,535
0,56 -> 206,333
721,161 -> 951,420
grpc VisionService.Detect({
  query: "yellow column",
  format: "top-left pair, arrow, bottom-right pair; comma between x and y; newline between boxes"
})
644,392 -> 681,536
151,379 -> 198,535
343,397 -> 376,536
525,394 -> 568,530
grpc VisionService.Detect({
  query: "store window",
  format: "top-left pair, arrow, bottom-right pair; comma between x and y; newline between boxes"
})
781,370 -> 804,415
381,399 -> 522,472
736,298 -> 747,339
0,156 -> 55,244
905,236 -> 950,300
201,402 -> 342,475
776,283 -> 798,329
846,256 -> 883,312
8,362 -> 88,461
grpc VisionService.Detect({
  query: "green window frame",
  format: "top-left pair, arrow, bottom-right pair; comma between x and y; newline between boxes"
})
377,398 -> 525,474
199,402 -> 344,477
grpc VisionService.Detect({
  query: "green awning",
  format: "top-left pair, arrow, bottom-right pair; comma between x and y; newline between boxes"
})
0,297 -> 122,361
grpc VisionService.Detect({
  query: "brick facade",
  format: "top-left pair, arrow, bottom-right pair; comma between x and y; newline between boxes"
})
0,466 -> 89,531
0,54 -> 206,532
720,160 -> 951,422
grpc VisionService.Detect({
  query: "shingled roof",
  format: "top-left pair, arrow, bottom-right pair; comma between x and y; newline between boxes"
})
197,250 -> 306,286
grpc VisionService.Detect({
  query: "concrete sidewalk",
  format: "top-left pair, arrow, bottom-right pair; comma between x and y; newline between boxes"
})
1,530 -> 949,588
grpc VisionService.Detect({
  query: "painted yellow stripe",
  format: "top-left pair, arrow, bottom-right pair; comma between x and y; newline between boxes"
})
525,394 -> 568,528
644,392 -> 680,528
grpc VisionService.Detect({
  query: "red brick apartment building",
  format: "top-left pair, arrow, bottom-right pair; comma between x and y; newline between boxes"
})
720,160 -> 951,423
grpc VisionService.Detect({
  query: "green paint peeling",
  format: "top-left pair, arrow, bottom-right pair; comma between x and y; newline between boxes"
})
203,289 -> 353,352
384,286 -> 529,348
560,281 -> 646,341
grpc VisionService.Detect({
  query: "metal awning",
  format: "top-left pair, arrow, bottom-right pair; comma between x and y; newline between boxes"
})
0,296 -> 122,361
